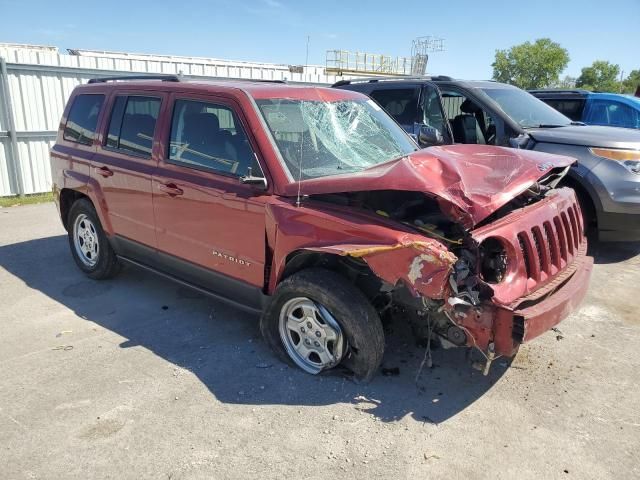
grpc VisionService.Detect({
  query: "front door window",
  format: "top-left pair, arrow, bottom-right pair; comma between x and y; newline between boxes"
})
440,89 -> 497,145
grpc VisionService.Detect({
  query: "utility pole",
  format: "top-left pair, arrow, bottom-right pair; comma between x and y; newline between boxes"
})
620,70 -> 624,93
305,35 -> 310,82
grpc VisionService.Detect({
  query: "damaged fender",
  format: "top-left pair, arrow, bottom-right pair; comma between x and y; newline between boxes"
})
308,236 -> 458,299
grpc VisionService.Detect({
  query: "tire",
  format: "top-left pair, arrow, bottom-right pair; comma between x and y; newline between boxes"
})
562,181 -> 596,234
67,198 -> 121,280
260,268 -> 385,382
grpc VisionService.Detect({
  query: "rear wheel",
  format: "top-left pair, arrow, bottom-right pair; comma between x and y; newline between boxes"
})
261,268 -> 385,382
67,199 -> 120,280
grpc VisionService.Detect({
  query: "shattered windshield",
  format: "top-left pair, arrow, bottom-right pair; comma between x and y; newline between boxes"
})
256,98 -> 417,180
481,87 -> 572,128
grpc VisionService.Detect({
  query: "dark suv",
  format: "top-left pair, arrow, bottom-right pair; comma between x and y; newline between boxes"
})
334,77 -> 640,241
51,75 -> 592,381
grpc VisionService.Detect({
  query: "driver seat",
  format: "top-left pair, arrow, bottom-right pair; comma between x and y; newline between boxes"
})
453,99 -> 487,144
451,114 -> 481,143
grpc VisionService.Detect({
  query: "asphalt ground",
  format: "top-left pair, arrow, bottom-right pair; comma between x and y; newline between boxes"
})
1,202 -> 639,479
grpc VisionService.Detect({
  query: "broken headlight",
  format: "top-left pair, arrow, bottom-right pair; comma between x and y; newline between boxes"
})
479,237 -> 509,284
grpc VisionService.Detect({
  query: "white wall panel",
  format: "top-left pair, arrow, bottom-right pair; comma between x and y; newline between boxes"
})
0,140 -> 13,195
0,45 -> 354,196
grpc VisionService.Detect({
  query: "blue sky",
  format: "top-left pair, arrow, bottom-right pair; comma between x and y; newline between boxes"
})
1,0 -> 638,79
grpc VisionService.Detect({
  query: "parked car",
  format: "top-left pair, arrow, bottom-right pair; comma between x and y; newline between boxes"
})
333,77 -> 640,241
51,75 -> 592,381
529,89 -> 640,130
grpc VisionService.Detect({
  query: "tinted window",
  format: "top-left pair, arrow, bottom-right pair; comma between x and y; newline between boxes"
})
168,99 -> 254,176
370,88 -> 419,125
542,99 -> 585,121
585,100 -> 639,128
63,94 -> 104,145
106,96 -> 160,157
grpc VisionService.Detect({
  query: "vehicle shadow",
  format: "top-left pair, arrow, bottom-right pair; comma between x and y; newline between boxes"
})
0,234 -> 508,424
587,236 -> 640,264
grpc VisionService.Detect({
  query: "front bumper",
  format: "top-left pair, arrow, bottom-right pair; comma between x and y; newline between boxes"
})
455,188 -> 593,357
585,160 -> 640,241
492,246 -> 593,356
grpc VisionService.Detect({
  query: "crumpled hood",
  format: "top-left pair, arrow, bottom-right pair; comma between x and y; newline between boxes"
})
528,125 -> 640,149
283,144 -> 575,228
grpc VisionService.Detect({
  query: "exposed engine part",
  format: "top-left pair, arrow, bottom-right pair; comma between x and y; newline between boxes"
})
414,312 -> 433,383
309,190 -> 465,245
446,325 -> 467,346
540,165 -> 571,189
483,342 -> 496,376
448,248 -> 494,307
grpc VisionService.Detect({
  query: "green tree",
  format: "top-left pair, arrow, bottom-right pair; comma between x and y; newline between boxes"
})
492,38 -> 569,89
576,61 -> 621,92
622,70 -> 640,94
552,75 -> 577,88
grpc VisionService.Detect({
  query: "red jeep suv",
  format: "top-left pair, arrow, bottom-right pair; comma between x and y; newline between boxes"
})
51,75 -> 593,381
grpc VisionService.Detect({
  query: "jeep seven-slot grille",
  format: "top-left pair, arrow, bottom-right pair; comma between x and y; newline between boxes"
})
517,202 -> 583,285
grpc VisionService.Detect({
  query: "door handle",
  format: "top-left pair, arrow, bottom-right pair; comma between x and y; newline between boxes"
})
158,182 -> 184,196
95,166 -> 114,178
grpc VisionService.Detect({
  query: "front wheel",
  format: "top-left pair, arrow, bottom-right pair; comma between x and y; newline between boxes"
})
260,268 -> 385,382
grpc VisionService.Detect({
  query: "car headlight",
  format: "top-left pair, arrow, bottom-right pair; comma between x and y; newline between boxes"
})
479,238 -> 509,284
590,148 -> 640,175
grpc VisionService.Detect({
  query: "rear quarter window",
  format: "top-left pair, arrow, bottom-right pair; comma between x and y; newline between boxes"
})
63,94 -> 105,145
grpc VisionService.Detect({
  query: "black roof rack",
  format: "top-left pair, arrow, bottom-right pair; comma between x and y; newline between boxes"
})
223,78 -> 287,84
332,75 -> 454,87
87,75 -> 289,85
528,88 -> 590,94
88,74 -> 181,84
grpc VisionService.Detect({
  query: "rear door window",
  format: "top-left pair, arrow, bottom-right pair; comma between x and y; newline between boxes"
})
63,94 -> 105,145
585,100 -> 638,128
369,88 -> 420,126
106,96 -> 161,157
168,99 -> 255,176
543,99 -> 585,121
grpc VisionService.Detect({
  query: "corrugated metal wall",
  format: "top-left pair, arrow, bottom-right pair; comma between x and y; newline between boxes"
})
0,45 -> 351,196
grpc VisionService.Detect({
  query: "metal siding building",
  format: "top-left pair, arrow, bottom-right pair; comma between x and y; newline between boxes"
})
0,44 -> 351,196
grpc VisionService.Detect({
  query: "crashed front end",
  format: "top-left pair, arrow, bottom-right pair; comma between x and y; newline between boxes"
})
327,186 -> 592,372
276,146 -> 593,372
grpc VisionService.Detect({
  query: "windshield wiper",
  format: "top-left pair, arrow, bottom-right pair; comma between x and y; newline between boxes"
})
528,123 -> 570,128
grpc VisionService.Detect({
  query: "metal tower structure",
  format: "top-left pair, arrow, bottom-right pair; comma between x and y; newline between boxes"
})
410,36 -> 445,75
325,36 -> 445,77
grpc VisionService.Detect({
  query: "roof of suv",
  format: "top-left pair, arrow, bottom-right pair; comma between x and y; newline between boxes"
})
530,89 -> 640,105
528,89 -> 590,95
331,76 -> 518,90
80,75 -> 363,101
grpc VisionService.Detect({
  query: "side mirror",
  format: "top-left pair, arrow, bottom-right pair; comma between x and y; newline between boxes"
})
240,167 -> 267,190
418,125 -> 444,146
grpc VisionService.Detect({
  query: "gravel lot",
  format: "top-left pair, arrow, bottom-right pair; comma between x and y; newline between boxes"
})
1,202 -> 639,480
